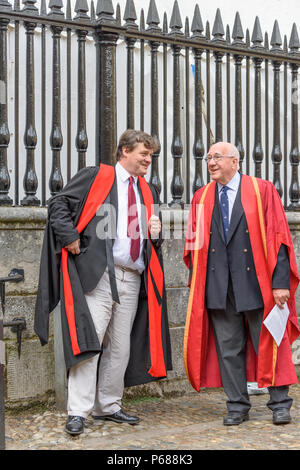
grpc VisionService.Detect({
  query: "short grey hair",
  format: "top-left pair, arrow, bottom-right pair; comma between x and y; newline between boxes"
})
225,143 -> 240,161
228,143 -> 240,169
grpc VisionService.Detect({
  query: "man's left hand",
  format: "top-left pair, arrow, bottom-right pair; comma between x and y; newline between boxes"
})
273,288 -> 290,309
148,215 -> 161,239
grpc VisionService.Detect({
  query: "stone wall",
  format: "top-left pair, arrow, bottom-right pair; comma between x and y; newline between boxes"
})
0,207 -> 300,408
0,208 -> 54,406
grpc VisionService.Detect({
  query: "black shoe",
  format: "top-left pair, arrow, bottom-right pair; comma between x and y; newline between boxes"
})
93,409 -> 140,425
223,411 -> 249,426
273,408 -> 292,425
65,415 -> 85,435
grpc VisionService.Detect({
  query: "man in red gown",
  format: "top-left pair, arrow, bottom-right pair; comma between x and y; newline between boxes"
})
184,141 -> 299,426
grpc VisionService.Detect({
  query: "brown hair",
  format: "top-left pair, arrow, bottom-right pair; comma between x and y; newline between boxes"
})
115,129 -> 159,161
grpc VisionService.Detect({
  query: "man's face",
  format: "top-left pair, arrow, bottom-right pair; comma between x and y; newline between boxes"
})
207,143 -> 238,185
120,143 -> 153,177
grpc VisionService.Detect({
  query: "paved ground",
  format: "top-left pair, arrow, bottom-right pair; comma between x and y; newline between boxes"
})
4,384 -> 300,451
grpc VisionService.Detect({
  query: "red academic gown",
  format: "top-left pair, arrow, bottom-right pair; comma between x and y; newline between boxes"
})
34,164 -> 172,385
183,174 -> 300,392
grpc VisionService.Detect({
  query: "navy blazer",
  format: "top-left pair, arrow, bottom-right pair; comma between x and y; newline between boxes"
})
205,177 -> 290,312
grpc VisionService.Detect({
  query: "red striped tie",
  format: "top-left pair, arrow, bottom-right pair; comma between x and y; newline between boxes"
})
127,176 -> 140,262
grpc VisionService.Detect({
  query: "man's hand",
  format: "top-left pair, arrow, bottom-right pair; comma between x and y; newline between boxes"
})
65,239 -> 80,255
273,288 -> 290,309
148,215 -> 161,239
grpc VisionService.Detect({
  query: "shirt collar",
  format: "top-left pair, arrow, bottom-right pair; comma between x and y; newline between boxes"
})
116,162 -> 138,184
217,171 -> 240,194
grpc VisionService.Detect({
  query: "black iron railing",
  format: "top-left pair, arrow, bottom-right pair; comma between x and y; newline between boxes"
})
0,0 -> 300,208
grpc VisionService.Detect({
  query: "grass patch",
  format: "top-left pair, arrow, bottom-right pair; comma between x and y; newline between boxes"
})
5,391 -> 55,416
5,402 -> 55,417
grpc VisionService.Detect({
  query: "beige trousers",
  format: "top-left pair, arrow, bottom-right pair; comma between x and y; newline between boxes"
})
67,266 -> 141,418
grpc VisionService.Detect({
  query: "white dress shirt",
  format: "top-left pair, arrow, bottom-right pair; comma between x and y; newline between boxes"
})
113,162 -> 145,273
217,171 -> 241,223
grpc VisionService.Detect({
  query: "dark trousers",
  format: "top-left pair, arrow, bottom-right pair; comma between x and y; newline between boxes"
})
208,279 -> 293,413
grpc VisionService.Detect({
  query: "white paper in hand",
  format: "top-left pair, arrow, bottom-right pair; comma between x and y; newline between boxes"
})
263,303 -> 289,347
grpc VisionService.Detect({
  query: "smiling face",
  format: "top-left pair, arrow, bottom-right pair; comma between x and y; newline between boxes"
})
119,143 -> 153,177
207,142 -> 239,185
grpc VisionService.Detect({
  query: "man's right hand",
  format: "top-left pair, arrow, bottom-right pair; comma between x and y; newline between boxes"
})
65,239 -> 80,255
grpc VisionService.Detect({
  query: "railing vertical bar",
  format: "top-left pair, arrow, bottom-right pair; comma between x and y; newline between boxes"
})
66,24 -> 71,181
185,18 -> 190,203
169,1 -> 184,207
0,17 -> 13,206
251,16 -> 264,179
163,12 -> 168,204
49,22 -> 64,196
232,13 -> 245,172
139,9 -> 145,131
146,0 -> 161,195
94,3 -> 118,166
264,33 -> 269,181
288,23 -> 300,210
126,37 -> 136,129
251,18 -> 265,178
14,13 -> 19,205
212,9 -> 225,143
40,0 -> 47,205
234,52 -> 245,172
191,5 -> 204,194
76,28 -> 89,171
170,41 -> 184,206
252,56 -> 263,178
75,2 -> 91,173
270,21 -> 283,198
149,37 -> 161,194
226,25 -> 231,143
41,22 -> 46,205
283,37 -> 288,208
21,14 -> 40,206
271,58 -> 283,197
74,0 -> 90,172
206,21 -> 211,183
124,0 -> 138,130
192,46 -> 204,194
245,29 -> 250,175
214,51 -> 224,142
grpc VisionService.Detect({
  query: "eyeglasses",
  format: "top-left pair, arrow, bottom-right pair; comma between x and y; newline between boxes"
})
204,155 -> 236,163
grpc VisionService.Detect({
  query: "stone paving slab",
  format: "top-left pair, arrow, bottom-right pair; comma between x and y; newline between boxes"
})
4,384 -> 300,451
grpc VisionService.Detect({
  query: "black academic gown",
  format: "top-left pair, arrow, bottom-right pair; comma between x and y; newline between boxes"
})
34,166 -> 172,386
